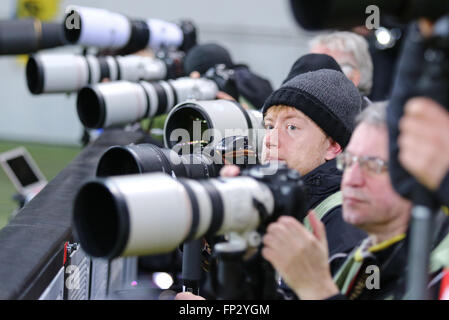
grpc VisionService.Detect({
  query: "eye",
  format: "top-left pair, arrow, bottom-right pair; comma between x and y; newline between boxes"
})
265,124 -> 274,130
287,124 -> 297,130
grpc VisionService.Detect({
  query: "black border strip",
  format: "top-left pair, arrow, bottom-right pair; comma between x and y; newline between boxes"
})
201,180 -> 224,236
153,82 -> 168,116
166,80 -> 178,110
112,57 -> 121,80
138,82 -> 151,118
178,180 -> 200,242
98,57 -> 110,81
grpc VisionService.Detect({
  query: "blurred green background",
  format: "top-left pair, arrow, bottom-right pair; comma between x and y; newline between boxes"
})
0,140 -> 81,230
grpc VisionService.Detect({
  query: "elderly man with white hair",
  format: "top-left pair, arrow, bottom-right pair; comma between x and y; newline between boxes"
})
262,102 -> 449,300
310,31 -> 373,107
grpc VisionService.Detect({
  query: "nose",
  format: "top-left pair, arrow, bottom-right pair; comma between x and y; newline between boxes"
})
342,160 -> 365,187
264,128 -> 279,149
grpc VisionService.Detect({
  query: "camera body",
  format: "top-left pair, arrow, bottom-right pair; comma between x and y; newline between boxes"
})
204,64 -> 239,101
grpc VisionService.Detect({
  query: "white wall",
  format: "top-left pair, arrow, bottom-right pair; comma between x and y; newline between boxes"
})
0,0 -> 320,145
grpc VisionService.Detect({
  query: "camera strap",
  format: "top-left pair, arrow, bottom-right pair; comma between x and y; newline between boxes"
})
303,191 -> 342,231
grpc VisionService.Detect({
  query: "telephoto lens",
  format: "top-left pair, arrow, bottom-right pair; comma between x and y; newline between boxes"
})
26,51 -> 184,94
76,78 -> 219,129
73,162 -> 307,259
96,136 -> 258,179
64,5 -> 197,55
0,19 -> 66,55
164,100 -> 264,154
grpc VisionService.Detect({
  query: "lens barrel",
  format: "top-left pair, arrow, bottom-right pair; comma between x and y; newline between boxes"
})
0,19 -> 66,55
26,53 -> 176,94
164,100 -> 264,153
76,78 -> 218,129
96,144 -> 219,179
73,172 -> 275,258
64,6 -> 197,54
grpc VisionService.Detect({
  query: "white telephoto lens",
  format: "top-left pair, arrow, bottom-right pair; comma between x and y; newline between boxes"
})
73,172 -> 275,258
98,81 -> 148,128
67,6 -> 132,49
30,54 -> 91,93
163,100 -> 263,149
207,177 -> 274,235
118,173 -> 193,256
146,19 -> 183,49
116,55 -> 167,82
169,78 -> 219,102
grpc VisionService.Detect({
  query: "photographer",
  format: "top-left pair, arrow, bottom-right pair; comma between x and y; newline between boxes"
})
262,102 -> 449,299
183,42 -> 274,110
309,31 -> 373,97
259,69 -> 367,273
310,31 -> 373,108
176,69 -> 366,300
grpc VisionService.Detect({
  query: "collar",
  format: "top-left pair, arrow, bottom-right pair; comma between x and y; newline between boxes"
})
302,159 -> 342,210
354,233 -> 406,262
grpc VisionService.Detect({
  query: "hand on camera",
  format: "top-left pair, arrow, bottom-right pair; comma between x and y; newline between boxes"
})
398,97 -> 449,191
261,211 -> 339,300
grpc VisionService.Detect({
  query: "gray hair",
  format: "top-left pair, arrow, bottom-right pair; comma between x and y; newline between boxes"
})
309,31 -> 373,95
355,101 -> 388,128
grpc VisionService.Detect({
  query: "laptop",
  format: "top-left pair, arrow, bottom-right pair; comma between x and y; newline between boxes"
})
0,147 -> 47,199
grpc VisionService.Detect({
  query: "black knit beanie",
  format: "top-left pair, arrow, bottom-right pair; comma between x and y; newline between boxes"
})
282,53 -> 343,84
262,69 -> 362,148
183,43 -> 234,75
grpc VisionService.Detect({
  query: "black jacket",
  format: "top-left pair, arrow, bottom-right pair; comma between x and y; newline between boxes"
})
233,64 -> 274,110
437,172 -> 449,208
328,214 -> 449,300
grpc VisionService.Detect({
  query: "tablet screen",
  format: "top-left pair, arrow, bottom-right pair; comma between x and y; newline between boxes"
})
6,155 -> 40,187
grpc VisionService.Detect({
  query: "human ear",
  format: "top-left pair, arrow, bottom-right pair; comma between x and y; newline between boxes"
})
348,69 -> 361,87
324,138 -> 342,161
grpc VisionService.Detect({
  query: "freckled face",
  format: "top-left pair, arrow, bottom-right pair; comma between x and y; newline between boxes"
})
262,106 -> 330,176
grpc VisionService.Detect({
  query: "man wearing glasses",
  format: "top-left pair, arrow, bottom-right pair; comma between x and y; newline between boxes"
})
262,102 -> 418,299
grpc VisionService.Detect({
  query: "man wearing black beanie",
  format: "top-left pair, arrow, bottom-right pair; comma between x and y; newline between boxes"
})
282,53 -> 371,110
256,69 -> 365,298
176,69 -> 366,301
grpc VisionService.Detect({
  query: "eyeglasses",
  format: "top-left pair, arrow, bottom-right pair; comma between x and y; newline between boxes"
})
336,151 -> 388,174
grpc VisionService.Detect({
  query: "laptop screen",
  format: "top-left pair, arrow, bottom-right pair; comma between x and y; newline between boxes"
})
6,155 -> 40,187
